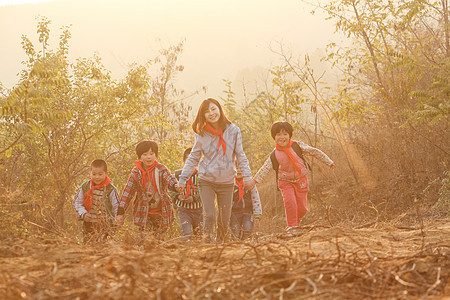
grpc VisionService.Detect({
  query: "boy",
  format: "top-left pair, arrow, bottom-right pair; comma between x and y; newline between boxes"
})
248,121 -> 335,231
115,140 -> 178,240
174,147 -> 203,241
73,159 -> 120,241
230,167 -> 262,240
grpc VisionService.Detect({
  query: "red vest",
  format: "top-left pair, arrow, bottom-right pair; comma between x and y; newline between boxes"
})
275,148 -> 308,181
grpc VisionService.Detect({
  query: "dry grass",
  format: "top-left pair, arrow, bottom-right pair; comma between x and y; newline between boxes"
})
0,219 -> 448,299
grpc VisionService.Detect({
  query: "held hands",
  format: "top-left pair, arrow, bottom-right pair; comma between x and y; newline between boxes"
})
175,183 -> 186,193
183,196 -> 194,204
177,194 -> 194,204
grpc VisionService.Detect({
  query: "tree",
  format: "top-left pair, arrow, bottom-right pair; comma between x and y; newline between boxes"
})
301,0 -> 449,216
0,17 -> 148,227
221,64 -> 307,170
138,40 -> 196,171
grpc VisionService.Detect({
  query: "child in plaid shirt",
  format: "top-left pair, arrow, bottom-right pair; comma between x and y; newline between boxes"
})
115,140 -> 178,239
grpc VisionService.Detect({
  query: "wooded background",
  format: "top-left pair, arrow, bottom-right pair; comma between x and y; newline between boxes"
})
1,0 -> 448,239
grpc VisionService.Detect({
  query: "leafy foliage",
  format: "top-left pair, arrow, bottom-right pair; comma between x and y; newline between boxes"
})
1,0 -> 449,238
0,18 -> 193,228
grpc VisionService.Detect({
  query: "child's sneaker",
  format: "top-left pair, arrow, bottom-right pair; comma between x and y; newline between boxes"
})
285,226 -> 301,236
286,226 -> 299,232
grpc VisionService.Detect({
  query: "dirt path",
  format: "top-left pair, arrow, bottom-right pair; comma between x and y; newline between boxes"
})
1,219 -> 448,299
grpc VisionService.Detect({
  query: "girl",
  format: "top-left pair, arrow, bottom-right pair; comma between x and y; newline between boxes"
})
248,121 -> 335,231
177,98 -> 253,243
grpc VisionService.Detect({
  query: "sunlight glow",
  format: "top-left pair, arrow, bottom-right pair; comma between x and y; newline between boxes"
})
0,0 -> 53,6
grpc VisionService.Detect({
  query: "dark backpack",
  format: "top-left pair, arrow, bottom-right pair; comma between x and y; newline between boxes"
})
232,186 -> 252,210
270,142 -> 310,184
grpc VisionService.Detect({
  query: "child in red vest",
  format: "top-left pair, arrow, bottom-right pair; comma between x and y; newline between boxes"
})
115,140 -> 178,240
248,121 -> 335,231
73,159 -> 120,241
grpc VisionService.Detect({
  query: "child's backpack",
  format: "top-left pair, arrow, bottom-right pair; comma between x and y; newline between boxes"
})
232,187 -> 253,210
270,141 -> 310,184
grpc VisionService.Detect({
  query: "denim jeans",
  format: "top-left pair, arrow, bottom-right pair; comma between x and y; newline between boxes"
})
178,207 -> 203,237
230,210 -> 253,240
199,179 -> 234,242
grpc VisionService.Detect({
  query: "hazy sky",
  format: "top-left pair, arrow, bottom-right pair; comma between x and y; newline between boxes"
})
0,0 -> 337,108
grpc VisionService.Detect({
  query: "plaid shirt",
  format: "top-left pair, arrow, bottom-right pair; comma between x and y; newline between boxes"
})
119,162 -> 178,230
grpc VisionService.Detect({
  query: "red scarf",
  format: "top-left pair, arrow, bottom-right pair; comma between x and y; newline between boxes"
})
135,160 -> 158,193
235,178 -> 245,204
204,122 -> 226,156
275,140 -> 303,177
183,169 -> 197,198
84,177 -> 111,211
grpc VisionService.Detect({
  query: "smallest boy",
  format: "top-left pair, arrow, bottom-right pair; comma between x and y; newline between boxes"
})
230,167 -> 262,240
174,147 -> 203,241
73,159 -> 120,241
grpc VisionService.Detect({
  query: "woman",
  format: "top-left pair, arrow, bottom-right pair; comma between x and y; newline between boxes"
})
176,98 -> 253,243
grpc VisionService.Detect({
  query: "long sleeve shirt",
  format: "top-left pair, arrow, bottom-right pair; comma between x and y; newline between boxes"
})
253,140 -> 334,184
250,187 -> 263,216
179,123 -> 252,185
118,162 -> 177,229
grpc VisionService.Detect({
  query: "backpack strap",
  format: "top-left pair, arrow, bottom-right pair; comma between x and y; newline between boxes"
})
103,183 -> 115,220
291,141 -> 311,170
270,150 -> 279,182
270,141 -> 309,176
270,141 -> 311,190
81,180 -> 90,195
